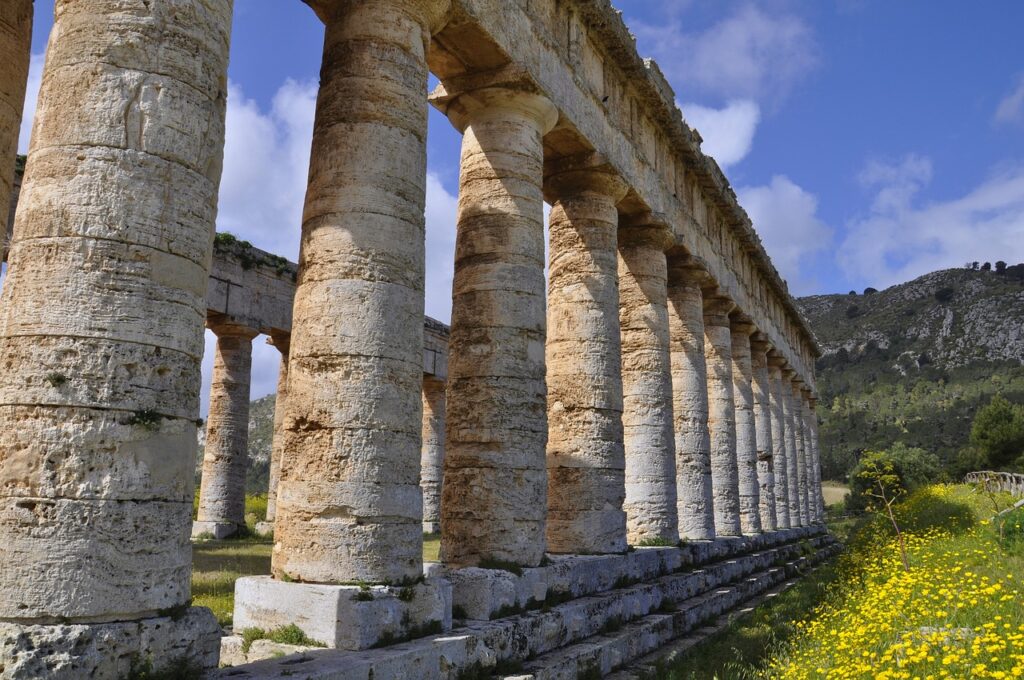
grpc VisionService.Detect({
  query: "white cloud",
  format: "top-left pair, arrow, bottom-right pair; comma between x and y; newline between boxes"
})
682,99 -> 760,168
17,53 -> 43,154
994,74 -> 1024,125
839,155 -> 1024,288
738,175 -> 832,295
424,173 -> 458,323
216,79 -> 317,260
630,4 -> 818,105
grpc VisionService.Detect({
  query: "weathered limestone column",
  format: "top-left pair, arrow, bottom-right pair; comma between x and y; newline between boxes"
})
262,333 -> 290,529
730,316 -> 761,535
194,324 -> 259,539
805,390 -> 823,522
767,354 -> 791,529
666,256 -> 715,540
0,0 -> 231,672
545,165 -> 628,555
439,87 -> 557,567
0,0 -> 31,255
782,368 -> 802,526
750,336 -> 777,532
421,376 -> 445,534
618,215 -> 678,545
703,294 -> 741,536
274,0 -> 450,585
791,379 -> 810,526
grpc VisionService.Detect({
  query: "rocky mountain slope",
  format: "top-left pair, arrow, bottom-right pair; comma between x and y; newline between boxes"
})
798,264 -> 1024,480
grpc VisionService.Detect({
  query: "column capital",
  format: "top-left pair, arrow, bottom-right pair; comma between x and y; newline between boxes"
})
437,85 -> 558,135
702,294 -> 736,323
544,166 -> 629,204
729,312 -> 757,336
750,332 -> 773,355
667,252 -> 713,287
307,0 -> 451,34
207,318 -> 259,340
618,211 -> 674,251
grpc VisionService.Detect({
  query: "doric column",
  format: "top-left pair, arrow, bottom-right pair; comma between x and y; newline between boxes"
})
263,333 -> 290,527
195,324 -> 259,538
439,87 -> 557,568
274,0 -> 450,585
791,379 -> 810,526
782,368 -> 802,525
730,316 -> 761,535
0,0 -> 31,258
0,0 -> 231,671
618,215 -> 678,545
545,164 -> 629,555
703,294 -> 741,536
750,335 -> 777,532
420,375 -> 445,535
666,256 -> 715,540
767,354 -> 791,529
806,393 -> 823,522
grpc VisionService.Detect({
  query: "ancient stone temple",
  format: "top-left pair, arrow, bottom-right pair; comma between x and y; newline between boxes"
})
0,1 -> 831,678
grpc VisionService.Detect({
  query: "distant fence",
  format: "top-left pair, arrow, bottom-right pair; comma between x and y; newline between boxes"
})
965,471 -> 1024,498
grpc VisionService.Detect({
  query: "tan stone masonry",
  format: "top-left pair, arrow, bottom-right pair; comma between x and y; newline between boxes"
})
703,295 -> 741,537
767,354 -> 792,529
0,0 -> 29,256
730,316 -> 762,535
751,335 -> 777,532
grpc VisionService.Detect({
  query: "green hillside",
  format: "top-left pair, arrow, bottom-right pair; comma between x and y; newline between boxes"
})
798,264 -> 1024,480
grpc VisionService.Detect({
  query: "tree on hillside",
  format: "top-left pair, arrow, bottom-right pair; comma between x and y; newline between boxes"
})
966,395 -> 1024,471
995,261 -> 1007,273
982,262 -> 992,271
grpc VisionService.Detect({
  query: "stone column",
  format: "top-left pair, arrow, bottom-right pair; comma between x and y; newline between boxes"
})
545,165 -> 629,555
782,368 -> 802,526
261,333 -> 289,532
0,0 -> 231,672
195,324 -> 259,538
730,316 -> 761,535
703,295 -> 741,536
618,215 -> 678,545
767,354 -> 791,529
805,390 -> 822,523
273,0 -> 450,585
440,87 -> 557,568
421,375 -> 445,535
0,0 -> 31,257
750,336 -> 777,532
667,256 -> 715,540
791,379 -> 810,526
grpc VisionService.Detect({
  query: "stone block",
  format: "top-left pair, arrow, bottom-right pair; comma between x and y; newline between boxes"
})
253,521 -> 275,537
232,575 -> 452,651
191,520 -> 239,540
0,607 -> 220,680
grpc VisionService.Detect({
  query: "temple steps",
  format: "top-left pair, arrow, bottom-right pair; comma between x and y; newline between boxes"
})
215,529 -> 840,679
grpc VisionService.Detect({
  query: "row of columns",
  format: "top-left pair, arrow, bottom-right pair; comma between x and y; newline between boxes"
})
0,0 -> 823,671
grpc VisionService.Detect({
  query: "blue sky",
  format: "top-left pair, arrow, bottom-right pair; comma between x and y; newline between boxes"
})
16,0 -> 1024,407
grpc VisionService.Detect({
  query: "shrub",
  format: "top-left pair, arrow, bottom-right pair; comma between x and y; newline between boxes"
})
967,395 -> 1024,471
863,287 -> 878,295
847,444 -> 941,513
933,286 -> 955,303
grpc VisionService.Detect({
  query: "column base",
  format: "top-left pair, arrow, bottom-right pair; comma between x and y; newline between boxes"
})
422,521 -> 440,535
254,521 -> 275,537
192,520 -> 242,540
232,575 -> 452,651
0,607 -> 220,680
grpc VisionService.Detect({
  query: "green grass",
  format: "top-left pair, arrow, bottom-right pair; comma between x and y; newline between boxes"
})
240,624 -> 326,653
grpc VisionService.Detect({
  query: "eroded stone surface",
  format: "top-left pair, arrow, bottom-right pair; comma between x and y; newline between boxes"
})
619,221 -> 678,545
767,357 -> 791,529
421,376 -> 446,534
750,337 -> 777,532
546,168 -> 629,555
264,334 -> 289,524
196,325 -> 258,534
0,608 -> 220,680
440,87 -> 557,568
791,382 -> 810,526
0,0 -> 30,257
730,318 -> 761,535
703,297 -> 740,536
273,0 -> 445,585
667,258 -> 715,540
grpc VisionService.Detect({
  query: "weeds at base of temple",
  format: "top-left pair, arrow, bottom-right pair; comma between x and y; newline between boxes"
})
124,656 -> 203,680
239,624 -> 326,654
